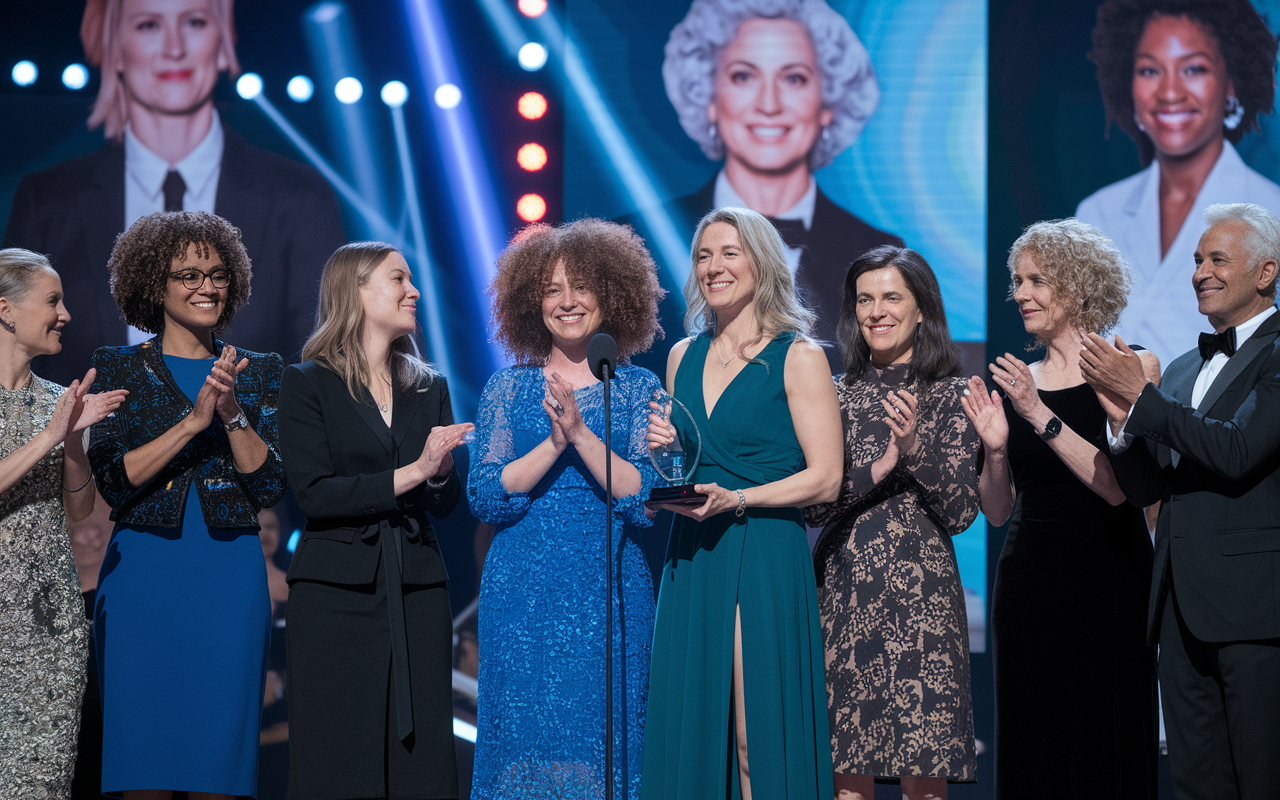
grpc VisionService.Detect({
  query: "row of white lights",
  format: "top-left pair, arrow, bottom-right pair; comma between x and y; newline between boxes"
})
9,42 -> 549,96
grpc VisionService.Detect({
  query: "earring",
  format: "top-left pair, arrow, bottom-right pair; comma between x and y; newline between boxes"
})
708,123 -> 718,141
0,318 -> 13,333
1225,95 -> 1244,131
1133,112 -> 1146,134
821,125 -> 830,142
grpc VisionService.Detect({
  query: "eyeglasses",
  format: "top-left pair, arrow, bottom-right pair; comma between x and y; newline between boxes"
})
169,269 -> 231,290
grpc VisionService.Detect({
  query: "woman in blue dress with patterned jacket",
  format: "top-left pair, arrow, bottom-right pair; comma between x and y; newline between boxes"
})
87,211 -> 285,800
469,219 -> 666,799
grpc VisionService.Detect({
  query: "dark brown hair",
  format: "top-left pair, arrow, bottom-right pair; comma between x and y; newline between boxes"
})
107,211 -> 251,335
1090,0 -> 1277,167
837,245 -> 961,383
490,219 -> 665,364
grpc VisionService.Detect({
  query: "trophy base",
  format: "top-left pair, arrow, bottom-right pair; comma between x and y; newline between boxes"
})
644,484 -> 707,510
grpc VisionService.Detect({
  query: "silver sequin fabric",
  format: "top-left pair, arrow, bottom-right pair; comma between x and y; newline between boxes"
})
0,376 -> 89,799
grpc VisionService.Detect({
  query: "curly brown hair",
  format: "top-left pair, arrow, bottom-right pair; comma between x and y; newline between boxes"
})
107,211 -> 252,335
1007,218 -> 1132,338
490,219 -> 666,364
1089,0 -> 1278,167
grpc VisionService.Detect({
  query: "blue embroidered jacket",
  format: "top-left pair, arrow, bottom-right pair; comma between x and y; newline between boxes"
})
87,335 -> 286,528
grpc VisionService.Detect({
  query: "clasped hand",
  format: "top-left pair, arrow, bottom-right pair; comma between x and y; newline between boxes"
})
189,345 -> 250,430
416,422 -> 475,482
543,372 -> 587,450
47,367 -> 129,445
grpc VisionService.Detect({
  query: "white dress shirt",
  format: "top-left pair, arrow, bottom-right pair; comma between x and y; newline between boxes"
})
1107,305 -> 1277,452
123,112 -> 225,344
713,169 -> 816,276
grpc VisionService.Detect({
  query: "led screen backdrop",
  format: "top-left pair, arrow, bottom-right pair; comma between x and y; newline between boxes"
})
563,0 -> 990,646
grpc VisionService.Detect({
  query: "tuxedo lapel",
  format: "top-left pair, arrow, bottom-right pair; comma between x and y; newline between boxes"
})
1199,312 -> 1280,415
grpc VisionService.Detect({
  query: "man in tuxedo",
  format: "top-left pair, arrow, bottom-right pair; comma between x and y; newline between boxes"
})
1081,202 -> 1280,799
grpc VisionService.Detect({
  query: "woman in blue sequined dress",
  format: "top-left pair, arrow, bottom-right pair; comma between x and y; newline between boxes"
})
468,219 -> 666,799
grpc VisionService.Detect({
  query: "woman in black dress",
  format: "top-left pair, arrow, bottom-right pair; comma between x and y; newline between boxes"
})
961,219 -> 1161,799
278,242 -> 473,800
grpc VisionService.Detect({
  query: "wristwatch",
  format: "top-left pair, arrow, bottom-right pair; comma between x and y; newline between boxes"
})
224,411 -> 249,432
1039,415 -> 1062,441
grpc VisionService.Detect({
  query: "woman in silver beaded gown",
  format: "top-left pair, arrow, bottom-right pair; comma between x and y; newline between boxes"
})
0,248 -> 127,799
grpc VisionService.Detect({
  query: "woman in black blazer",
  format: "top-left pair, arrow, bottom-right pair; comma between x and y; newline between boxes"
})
278,241 -> 473,800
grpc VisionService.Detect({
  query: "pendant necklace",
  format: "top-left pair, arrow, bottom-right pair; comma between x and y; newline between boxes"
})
715,338 -> 737,369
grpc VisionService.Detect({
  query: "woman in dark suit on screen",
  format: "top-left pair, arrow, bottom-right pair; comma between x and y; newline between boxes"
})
278,241 -> 473,800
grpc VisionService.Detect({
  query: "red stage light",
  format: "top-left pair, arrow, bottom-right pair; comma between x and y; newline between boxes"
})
518,0 -> 548,17
518,92 -> 547,120
517,194 -> 547,222
517,143 -> 548,171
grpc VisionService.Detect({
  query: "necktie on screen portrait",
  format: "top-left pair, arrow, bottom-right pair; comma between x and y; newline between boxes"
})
163,170 -> 186,212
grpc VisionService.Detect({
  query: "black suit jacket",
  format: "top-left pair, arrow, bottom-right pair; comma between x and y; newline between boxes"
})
3,121 -> 346,384
278,361 -> 461,587
1109,309 -> 1280,644
622,178 -> 902,368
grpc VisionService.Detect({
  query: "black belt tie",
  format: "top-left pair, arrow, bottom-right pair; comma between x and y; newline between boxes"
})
360,515 -> 421,741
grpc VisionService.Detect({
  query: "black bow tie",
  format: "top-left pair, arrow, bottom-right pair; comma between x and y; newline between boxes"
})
1198,327 -> 1237,361
766,217 -> 810,249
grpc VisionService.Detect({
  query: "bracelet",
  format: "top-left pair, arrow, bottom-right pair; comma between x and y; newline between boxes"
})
425,472 -> 451,489
63,473 -> 93,493
734,488 -> 746,518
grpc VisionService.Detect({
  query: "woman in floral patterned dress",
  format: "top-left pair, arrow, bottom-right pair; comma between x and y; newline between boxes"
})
805,245 -> 980,800
0,248 -> 126,799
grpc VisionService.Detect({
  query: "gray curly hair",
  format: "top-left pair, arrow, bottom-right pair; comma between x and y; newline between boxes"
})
663,0 -> 878,171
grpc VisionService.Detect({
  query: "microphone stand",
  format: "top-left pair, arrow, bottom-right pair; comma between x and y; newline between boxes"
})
602,360 -> 613,800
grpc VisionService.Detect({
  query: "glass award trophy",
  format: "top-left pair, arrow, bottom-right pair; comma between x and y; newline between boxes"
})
644,388 -> 706,509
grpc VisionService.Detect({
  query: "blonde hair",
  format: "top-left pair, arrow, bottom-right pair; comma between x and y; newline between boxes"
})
302,242 -> 435,403
684,207 -> 816,356
81,0 -> 241,141
1007,218 -> 1132,338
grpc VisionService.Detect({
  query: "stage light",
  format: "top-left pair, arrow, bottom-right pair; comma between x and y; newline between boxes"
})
287,75 -> 314,102
517,193 -> 547,222
11,61 -> 37,87
517,91 -> 547,120
335,76 -> 363,104
517,143 -> 547,171
61,63 -> 88,90
381,80 -> 409,108
517,42 -> 548,72
236,72 -> 263,100
518,0 -> 547,17
433,83 -> 461,109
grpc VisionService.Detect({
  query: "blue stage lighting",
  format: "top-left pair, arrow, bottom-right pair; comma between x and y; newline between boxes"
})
433,83 -> 461,109
61,63 -> 88,90
287,75 -> 314,102
335,76 -> 363,104
236,72 -> 263,100
11,61 -> 37,87
380,80 -> 409,108
517,42 -> 548,71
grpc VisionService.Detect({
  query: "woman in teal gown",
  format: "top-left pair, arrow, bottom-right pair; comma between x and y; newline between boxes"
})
643,207 -> 843,800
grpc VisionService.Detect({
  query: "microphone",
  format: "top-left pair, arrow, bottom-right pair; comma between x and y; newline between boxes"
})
587,332 -> 618,381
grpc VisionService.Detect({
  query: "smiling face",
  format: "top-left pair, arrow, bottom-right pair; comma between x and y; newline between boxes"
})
3,271 -> 71,359
162,241 -> 227,337
359,252 -> 421,342
118,0 -> 227,118
1193,220 -> 1278,330
1131,14 -> 1232,160
695,221 -> 758,316
540,260 -> 602,350
855,267 -> 921,366
708,17 -> 833,176
1012,253 -> 1067,339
